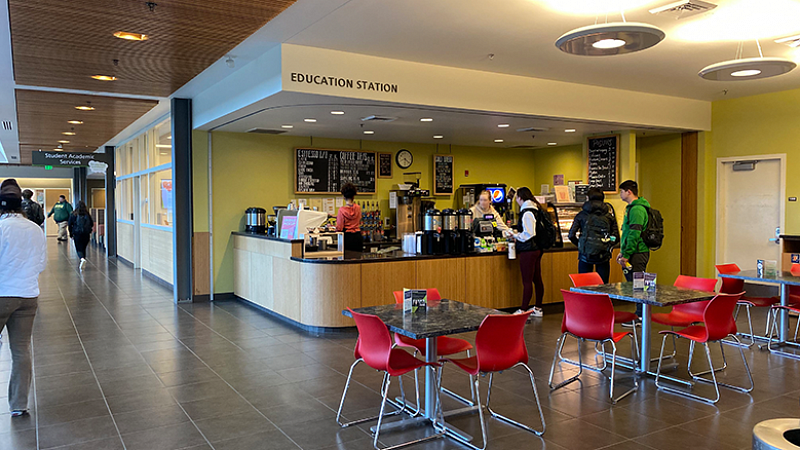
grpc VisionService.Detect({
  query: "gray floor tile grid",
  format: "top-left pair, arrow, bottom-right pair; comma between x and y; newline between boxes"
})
0,238 -> 797,449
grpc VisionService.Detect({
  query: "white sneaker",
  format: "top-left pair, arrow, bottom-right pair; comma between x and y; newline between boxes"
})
514,309 -> 525,315
530,307 -> 543,318
79,258 -> 86,271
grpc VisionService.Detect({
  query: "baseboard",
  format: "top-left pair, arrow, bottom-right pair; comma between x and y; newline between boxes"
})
231,296 -> 355,334
116,255 -> 133,267
141,268 -> 174,290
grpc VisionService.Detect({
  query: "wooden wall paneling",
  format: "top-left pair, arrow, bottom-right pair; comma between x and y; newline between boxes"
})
192,232 -> 210,296
549,252 -> 578,304
681,132 -> 699,276
273,259 -> 301,322
300,264 -> 362,327
416,258 -> 466,302
465,257 -> 498,308
361,261 -> 417,308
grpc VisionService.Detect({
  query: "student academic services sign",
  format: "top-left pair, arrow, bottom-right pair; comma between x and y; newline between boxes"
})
31,151 -> 110,167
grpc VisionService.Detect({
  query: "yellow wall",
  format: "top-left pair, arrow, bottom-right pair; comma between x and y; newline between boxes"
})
200,131 -> 541,293
637,134 -> 683,283
697,89 -> 800,277
532,144 -> 583,192
193,130 -> 209,233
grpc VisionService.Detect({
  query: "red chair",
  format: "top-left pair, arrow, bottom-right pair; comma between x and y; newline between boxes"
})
392,290 -> 475,409
717,263 -> 781,345
549,290 -> 639,404
763,263 -> 800,353
337,309 -> 444,449
651,275 -> 718,360
655,293 -> 753,404
440,311 -> 545,449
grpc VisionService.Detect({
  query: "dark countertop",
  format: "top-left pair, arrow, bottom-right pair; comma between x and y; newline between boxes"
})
570,283 -> 716,307
718,269 -> 800,287
780,235 -> 800,240
342,299 -> 503,339
232,231 -> 303,243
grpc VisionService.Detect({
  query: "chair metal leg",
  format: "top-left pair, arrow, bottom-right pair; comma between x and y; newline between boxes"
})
373,374 -> 392,449
448,376 -> 488,450
691,335 -> 754,394
549,333 -> 583,391
688,340 -> 727,379
559,336 -> 607,372
338,359 -> 407,428
441,349 -> 477,407
609,340 -> 637,404
485,364 -> 546,436
656,336 -> 723,404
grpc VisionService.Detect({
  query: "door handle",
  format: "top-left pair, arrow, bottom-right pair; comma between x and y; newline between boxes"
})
769,227 -> 781,244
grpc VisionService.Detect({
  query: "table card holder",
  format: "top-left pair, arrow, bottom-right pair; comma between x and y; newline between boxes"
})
633,272 -> 645,290
633,272 -> 657,291
764,260 -> 778,278
403,289 -> 428,314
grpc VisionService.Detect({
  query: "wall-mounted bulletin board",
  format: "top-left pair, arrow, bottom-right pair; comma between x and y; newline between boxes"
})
433,154 -> 454,196
587,134 -> 619,193
295,148 -> 376,194
378,152 -> 393,178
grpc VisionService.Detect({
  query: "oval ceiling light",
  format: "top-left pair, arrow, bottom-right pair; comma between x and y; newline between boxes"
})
67,120 -> 83,125
281,124 -> 293,129
548,142 -> 558,146
114,31 -> 148,41
304,118 -> 317,123
494,139 -> 504,143
420,118 -> 433,122
58,140 -> 69,144
699,57 -> 796,81
75,105 -> 95,111
363,130 -> 375,135
433,135 -> 444,139
62,131 -> 76,136
330,111 -> 345,115
91,75 -> 117,81
565,129 -> 577,133
556,22 -> 665,56
497,124 -> 510,128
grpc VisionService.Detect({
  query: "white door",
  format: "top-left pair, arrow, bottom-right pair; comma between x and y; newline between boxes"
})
717,157 -> 783,269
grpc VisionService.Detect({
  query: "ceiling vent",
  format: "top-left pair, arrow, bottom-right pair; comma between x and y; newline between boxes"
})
775,35 -> 800,48
516,127 -> 549,133
360,115 -> 398,123
649,0 -> 716,18
1,120 -> 11,131
246,128 -> 287,134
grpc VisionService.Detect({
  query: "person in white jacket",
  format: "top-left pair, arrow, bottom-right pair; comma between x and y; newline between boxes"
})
0,179 -> 47,417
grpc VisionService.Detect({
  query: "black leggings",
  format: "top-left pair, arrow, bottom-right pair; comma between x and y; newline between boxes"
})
73,234 -> 90,259
519,250 -> 544,310
578,260 -> 611,283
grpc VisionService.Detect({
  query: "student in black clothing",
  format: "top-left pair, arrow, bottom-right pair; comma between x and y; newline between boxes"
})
68,201 -> 94,272
568,188 -> 620,283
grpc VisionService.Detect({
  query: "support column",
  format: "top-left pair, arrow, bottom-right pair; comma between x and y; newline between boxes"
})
105,146 -> 117,257
73,166 -> 87,206
172,98 -> 194,303
681,132 -> 698,276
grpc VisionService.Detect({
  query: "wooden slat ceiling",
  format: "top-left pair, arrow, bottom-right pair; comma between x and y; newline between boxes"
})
15,90 -> 158,165
7,0 -> 295,165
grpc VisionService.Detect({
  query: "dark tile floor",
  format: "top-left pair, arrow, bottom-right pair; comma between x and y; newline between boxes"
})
1,239 -> 798,449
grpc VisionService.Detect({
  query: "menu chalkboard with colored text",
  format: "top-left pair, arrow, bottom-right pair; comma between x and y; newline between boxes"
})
587,135 -> 619,193
433,154 -> 454,196
295,148 -> 376,194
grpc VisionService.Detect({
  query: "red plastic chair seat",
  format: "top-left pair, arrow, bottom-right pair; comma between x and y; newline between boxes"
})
651,310 -> 703,328
395,334 -> 473,356
445,355 -> 480,376
610,331 -> 632,343
614,311 -> 639,324
386,348 -> 432,377
660,325 -> 713,343
740,296 -> 780,308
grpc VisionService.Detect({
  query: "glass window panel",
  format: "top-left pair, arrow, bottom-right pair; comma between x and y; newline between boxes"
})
149,169 -> 172,226
152,119 -> 172,168
115,181 -> 122,220
140,175 -> 149,225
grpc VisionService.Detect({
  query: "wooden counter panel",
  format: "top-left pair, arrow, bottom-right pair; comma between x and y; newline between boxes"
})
273,258 -> 301,322
361,261 -> 417,308
496,256 -> 524,309
551,251 -> 578,304
251,252 -> 274,310
301,263 -> 362,327
416,258 -> 465,302
610,249 -> 624,283
465,256 -> 497,308
233,248 -> 251,302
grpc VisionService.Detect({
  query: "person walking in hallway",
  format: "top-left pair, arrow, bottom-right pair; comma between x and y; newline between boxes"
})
617,180 -> 651,318
569,187 -> 619,283
0,179 -> 47,417
47,194 -> 72,242
21,190 -> 44,228
68,201 -> 94,271
509,187 -> 545,318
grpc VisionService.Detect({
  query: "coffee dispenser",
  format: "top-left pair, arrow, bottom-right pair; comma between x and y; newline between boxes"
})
441,209 -> 458,255
456,209 -> 474,254
422,209 -> 443,255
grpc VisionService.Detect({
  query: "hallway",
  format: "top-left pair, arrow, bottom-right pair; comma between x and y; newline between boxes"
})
2,239 -> 799,450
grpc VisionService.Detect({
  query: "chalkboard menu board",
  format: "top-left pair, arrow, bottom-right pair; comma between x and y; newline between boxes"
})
587,135 -> 619,193
433,154 -> 454,195
378,152 -> 392,178
295,148 -> 376,194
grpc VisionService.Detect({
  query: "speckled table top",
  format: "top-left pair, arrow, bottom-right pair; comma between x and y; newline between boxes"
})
719,269 -> 800,287
570,282 -> 715,307
342,299 -> 503,339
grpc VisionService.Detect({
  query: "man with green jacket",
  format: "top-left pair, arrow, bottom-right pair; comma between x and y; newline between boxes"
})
617,180 -> 650,318
47,195 -> 73,242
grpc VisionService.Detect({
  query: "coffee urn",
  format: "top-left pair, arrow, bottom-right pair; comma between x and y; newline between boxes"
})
456,209 -> 474,254
245,207 -> 266,234
441,209 -> 458,255
422,209 -> 443,255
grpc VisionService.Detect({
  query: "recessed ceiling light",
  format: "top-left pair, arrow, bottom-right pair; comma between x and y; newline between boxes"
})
114,31 -> 148,41
433,135 -> 444,139
62,132 -> 76,136
565,129 -> 577,133
58,140 -> 69,144
304,118 -> 317,123
91,75 -> 117,81
75,106 -> 95,111
556,22 -> 665,56
67,120 -> 83,125
331,111 -> 345,115
281,125 -> 294,129
363,130 -> 375,135
420,118 -> 433,122
698,57 -> 796,81
494,139 -> 504,143
155,144 -> 171,148
53,148 -> 63,152
497,124 -> 510,128
548,142 -> 558,146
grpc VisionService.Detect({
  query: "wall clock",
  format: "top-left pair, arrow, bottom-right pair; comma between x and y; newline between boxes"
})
396,149 -> 413,169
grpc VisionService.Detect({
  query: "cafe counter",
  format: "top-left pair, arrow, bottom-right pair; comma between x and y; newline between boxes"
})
232,232 -> 623,329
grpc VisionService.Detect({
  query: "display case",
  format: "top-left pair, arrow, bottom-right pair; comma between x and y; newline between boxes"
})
302,231 -> 344,259
552,203 -> 582,248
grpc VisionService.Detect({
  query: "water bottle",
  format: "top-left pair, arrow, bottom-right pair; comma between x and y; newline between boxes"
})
508,241 -> 516,260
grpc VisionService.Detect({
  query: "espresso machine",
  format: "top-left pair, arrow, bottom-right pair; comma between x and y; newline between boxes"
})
441,209 -> 458,255
422,209 -> 443,255
392,187 -> 431,237
456,209 -> 474,254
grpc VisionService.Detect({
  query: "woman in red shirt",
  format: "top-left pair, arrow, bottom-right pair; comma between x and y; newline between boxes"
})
336,183 -> 363,252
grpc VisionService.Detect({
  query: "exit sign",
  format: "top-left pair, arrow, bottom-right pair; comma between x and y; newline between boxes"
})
44,165 -> 53,170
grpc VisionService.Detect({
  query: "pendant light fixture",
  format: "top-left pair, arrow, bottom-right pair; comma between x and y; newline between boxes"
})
556,9 -> 665,56
699,41 -> 796,81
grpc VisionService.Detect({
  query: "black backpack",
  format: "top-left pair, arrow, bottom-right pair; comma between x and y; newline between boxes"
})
579,213 -> 614,262
532,207 -> 558,250
639,205 -> 664,251
73,214 -> 92,236
22,200 -> 44,226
